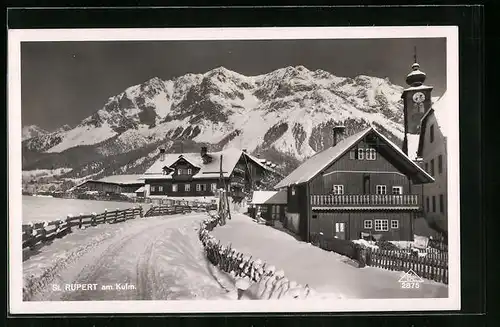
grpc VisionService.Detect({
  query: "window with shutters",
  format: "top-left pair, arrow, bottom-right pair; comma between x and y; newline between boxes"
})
392,186 -> 403,195
332,185 -> 344,194
357,148 -> 365,160
366,148 -> 377,160
374,219 -> 389,231
172,184 -> 178,192
364,220 -> 373,229
185,184 -> 190,192
376,185 -> 387,195
158,186 -> 163,192
391,220 -> 399,229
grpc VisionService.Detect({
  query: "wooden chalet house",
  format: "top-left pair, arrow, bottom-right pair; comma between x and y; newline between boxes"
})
274,127 -> 434,242
141,147 -> 281,200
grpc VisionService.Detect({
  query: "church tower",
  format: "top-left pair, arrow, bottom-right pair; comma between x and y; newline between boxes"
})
402,52 -> 433,157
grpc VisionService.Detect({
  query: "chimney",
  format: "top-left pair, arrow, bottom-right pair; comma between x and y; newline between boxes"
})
159,147 -> 166,161
332,125 -> 346,147
201,146 -> 208,158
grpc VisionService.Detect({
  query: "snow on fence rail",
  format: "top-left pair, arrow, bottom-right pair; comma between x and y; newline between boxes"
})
144,200 -> 212,217
310,234 -> 448,284
198,212 -> 314,300
366,248 -> 449,284
22,206 -> 144,250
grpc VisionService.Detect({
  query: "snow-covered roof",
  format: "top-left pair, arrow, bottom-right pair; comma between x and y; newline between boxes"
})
142,147 -> 279,180
97,174 -> 144,185
251,190 -> 287,205
402,84 -> 434,93
275,127 -> 434,189
406,133 -> 421,161
432,91 -> 450,137
135,186 -> 145,193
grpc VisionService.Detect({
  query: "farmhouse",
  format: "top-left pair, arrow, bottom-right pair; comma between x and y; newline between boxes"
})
274,126 -> 434,242
75,175 -> 145,195
141,147 -> 281,201
248,190 -> 287,223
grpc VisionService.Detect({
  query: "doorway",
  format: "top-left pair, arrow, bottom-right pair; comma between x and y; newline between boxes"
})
335,222 -> 347,240
363,174 -> 371,194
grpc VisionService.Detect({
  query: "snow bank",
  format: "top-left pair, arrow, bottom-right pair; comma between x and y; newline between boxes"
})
198,213 -> 315,300
352,239 -> 379,249
210,213 -> 448,299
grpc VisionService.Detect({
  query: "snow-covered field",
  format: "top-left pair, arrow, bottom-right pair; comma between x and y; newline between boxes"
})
21,196 -> 143,223
211,213 -> 448,299
23,213 -> 236,301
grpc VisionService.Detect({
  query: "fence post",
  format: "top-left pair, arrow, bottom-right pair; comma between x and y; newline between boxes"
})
41,221 -> 48,243
79,213 -> 84,229
66,214 -> 73,232
91,212 -> 97,226
103,209 -> 107,223
115,208 -> 119,223
139,205 -> 144,218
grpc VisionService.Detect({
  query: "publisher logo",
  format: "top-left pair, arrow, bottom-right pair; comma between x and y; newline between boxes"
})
399,269 -> 424,289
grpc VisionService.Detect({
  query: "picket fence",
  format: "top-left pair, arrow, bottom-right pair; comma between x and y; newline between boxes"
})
144,201 -> 210,217
198,212 -> 313,299
365,248 -> 449,284
22,207 -> 144,250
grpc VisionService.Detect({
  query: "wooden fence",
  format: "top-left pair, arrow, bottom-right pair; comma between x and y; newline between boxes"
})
22,206 -> 144,250
365,248 -> 448,284
309,233 -> 448,284
198,212 -> 314,299
144,201 -> 212,217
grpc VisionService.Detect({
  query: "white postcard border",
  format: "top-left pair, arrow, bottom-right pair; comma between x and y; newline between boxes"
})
8,26 -> 460,314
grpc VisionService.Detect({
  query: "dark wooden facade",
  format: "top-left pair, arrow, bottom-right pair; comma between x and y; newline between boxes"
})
281,129 -> 430,242
147,153 -> 273,198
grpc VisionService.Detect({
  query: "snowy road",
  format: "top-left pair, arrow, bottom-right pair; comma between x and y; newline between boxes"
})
25,214 -> 233,301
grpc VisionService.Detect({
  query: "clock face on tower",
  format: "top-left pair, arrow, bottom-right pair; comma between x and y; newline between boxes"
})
412,92 -> 426,103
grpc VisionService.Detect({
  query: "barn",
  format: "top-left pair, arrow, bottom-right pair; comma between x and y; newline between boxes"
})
249,190 -> 287,224
75,175 -> 145,196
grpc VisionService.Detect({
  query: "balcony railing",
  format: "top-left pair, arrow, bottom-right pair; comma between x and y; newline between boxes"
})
311,194 -> 419,207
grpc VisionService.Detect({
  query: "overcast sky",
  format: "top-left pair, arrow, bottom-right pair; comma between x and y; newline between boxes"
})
21,38 -> 446,131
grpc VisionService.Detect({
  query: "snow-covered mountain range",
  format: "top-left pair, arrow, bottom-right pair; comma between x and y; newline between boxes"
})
22,65 -> 406,180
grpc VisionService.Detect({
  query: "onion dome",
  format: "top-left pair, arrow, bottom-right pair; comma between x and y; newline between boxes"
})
405,63 -> 427,87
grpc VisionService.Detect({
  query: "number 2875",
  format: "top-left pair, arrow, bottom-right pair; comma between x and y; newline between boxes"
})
400,282 -> 420,289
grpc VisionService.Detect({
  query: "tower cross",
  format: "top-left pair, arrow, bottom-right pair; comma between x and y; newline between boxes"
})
413,46 -> 418,63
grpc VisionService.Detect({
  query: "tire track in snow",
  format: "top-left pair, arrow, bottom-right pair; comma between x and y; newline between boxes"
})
30,213 -> 229,301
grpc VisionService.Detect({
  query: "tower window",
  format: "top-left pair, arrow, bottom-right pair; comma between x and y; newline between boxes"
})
440,194 -> 445,214
426,196 -> 430,212
438,155 -> 443,174
432,196 -> 436,212
430,124 -> 435,143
